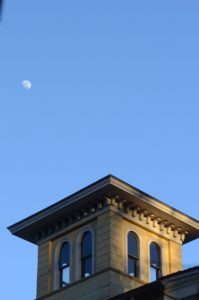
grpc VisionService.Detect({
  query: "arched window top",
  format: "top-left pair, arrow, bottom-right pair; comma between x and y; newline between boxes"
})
127,231 -> 139,277
150,242 -> 161,281
59,241 -> 70,287
128,232 -> 139,258
81,231 -> 92,278
150,242 -> 161,268
81,231 -> 92,258
59,241 -> 70,268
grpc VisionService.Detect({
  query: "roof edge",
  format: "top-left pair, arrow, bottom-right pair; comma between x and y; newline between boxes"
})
8,174 -> 113,234
8,174 -> 199,241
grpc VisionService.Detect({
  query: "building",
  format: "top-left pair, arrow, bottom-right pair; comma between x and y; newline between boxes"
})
8,175 -> 199,300
109,266 -> 199,300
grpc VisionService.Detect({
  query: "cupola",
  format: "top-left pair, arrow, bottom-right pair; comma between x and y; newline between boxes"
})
8,175 -> 199,300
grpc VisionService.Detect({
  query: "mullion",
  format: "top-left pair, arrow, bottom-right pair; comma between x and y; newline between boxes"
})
82,253 -> 92,260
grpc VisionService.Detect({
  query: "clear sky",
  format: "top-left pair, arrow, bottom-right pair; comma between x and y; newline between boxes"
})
1,1 -> 199,299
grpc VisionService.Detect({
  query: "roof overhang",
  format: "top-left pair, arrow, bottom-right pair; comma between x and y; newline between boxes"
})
8,175 -> 199,244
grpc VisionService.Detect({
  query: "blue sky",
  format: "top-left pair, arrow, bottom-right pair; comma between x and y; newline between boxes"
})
1,1 -> 199,299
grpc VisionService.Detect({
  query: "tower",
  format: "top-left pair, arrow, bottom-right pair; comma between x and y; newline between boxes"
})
8,175 -> 199,300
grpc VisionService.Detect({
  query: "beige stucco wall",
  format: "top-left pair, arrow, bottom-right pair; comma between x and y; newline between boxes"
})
121,215 -> 172,281
96,210 -> 125,272
36,269 -> 143,300
37,241 -> 51,298
96,209 -> 182,282
168,240 -> 182,273
96,210 -> 111,271
36,207 -> 183,300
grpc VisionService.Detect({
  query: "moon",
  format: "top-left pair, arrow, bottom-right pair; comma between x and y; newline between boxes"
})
22,80 -> 32,89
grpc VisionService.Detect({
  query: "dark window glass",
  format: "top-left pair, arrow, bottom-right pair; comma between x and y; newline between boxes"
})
128,232 -> 138,257
150,243 -> 160,267
82,257 -> 92,278
60,242 -> 70,268
150,243 -> 161,281
82,231 -> 92,258
128,257 -> 138,277
128,232 -> 139,277
81,231 -> 92,278
59,242 -> 70,287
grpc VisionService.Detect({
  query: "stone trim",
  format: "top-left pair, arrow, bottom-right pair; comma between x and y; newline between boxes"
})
34,194 -> 189,245
107,196 -> 188,244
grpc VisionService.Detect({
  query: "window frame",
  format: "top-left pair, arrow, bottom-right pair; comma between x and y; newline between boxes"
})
127,231 -> 139,278
81,231 -> 93,278
149,242 -> 161,281
59,241 -> 70,287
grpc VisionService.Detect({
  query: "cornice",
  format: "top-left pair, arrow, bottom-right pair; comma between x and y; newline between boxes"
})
106,196 -> 188,244
31,194 -> 189,245
109,176 -> 198,229
8,175 -> 199,244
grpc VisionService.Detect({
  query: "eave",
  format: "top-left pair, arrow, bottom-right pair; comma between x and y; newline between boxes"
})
8,175 -> 199,244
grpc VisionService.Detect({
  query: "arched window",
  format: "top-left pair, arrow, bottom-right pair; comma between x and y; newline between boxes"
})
59,242 -> 70,287
81,231 -> 92,278
128,232 -> 139,277
150,242 -> 161,281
